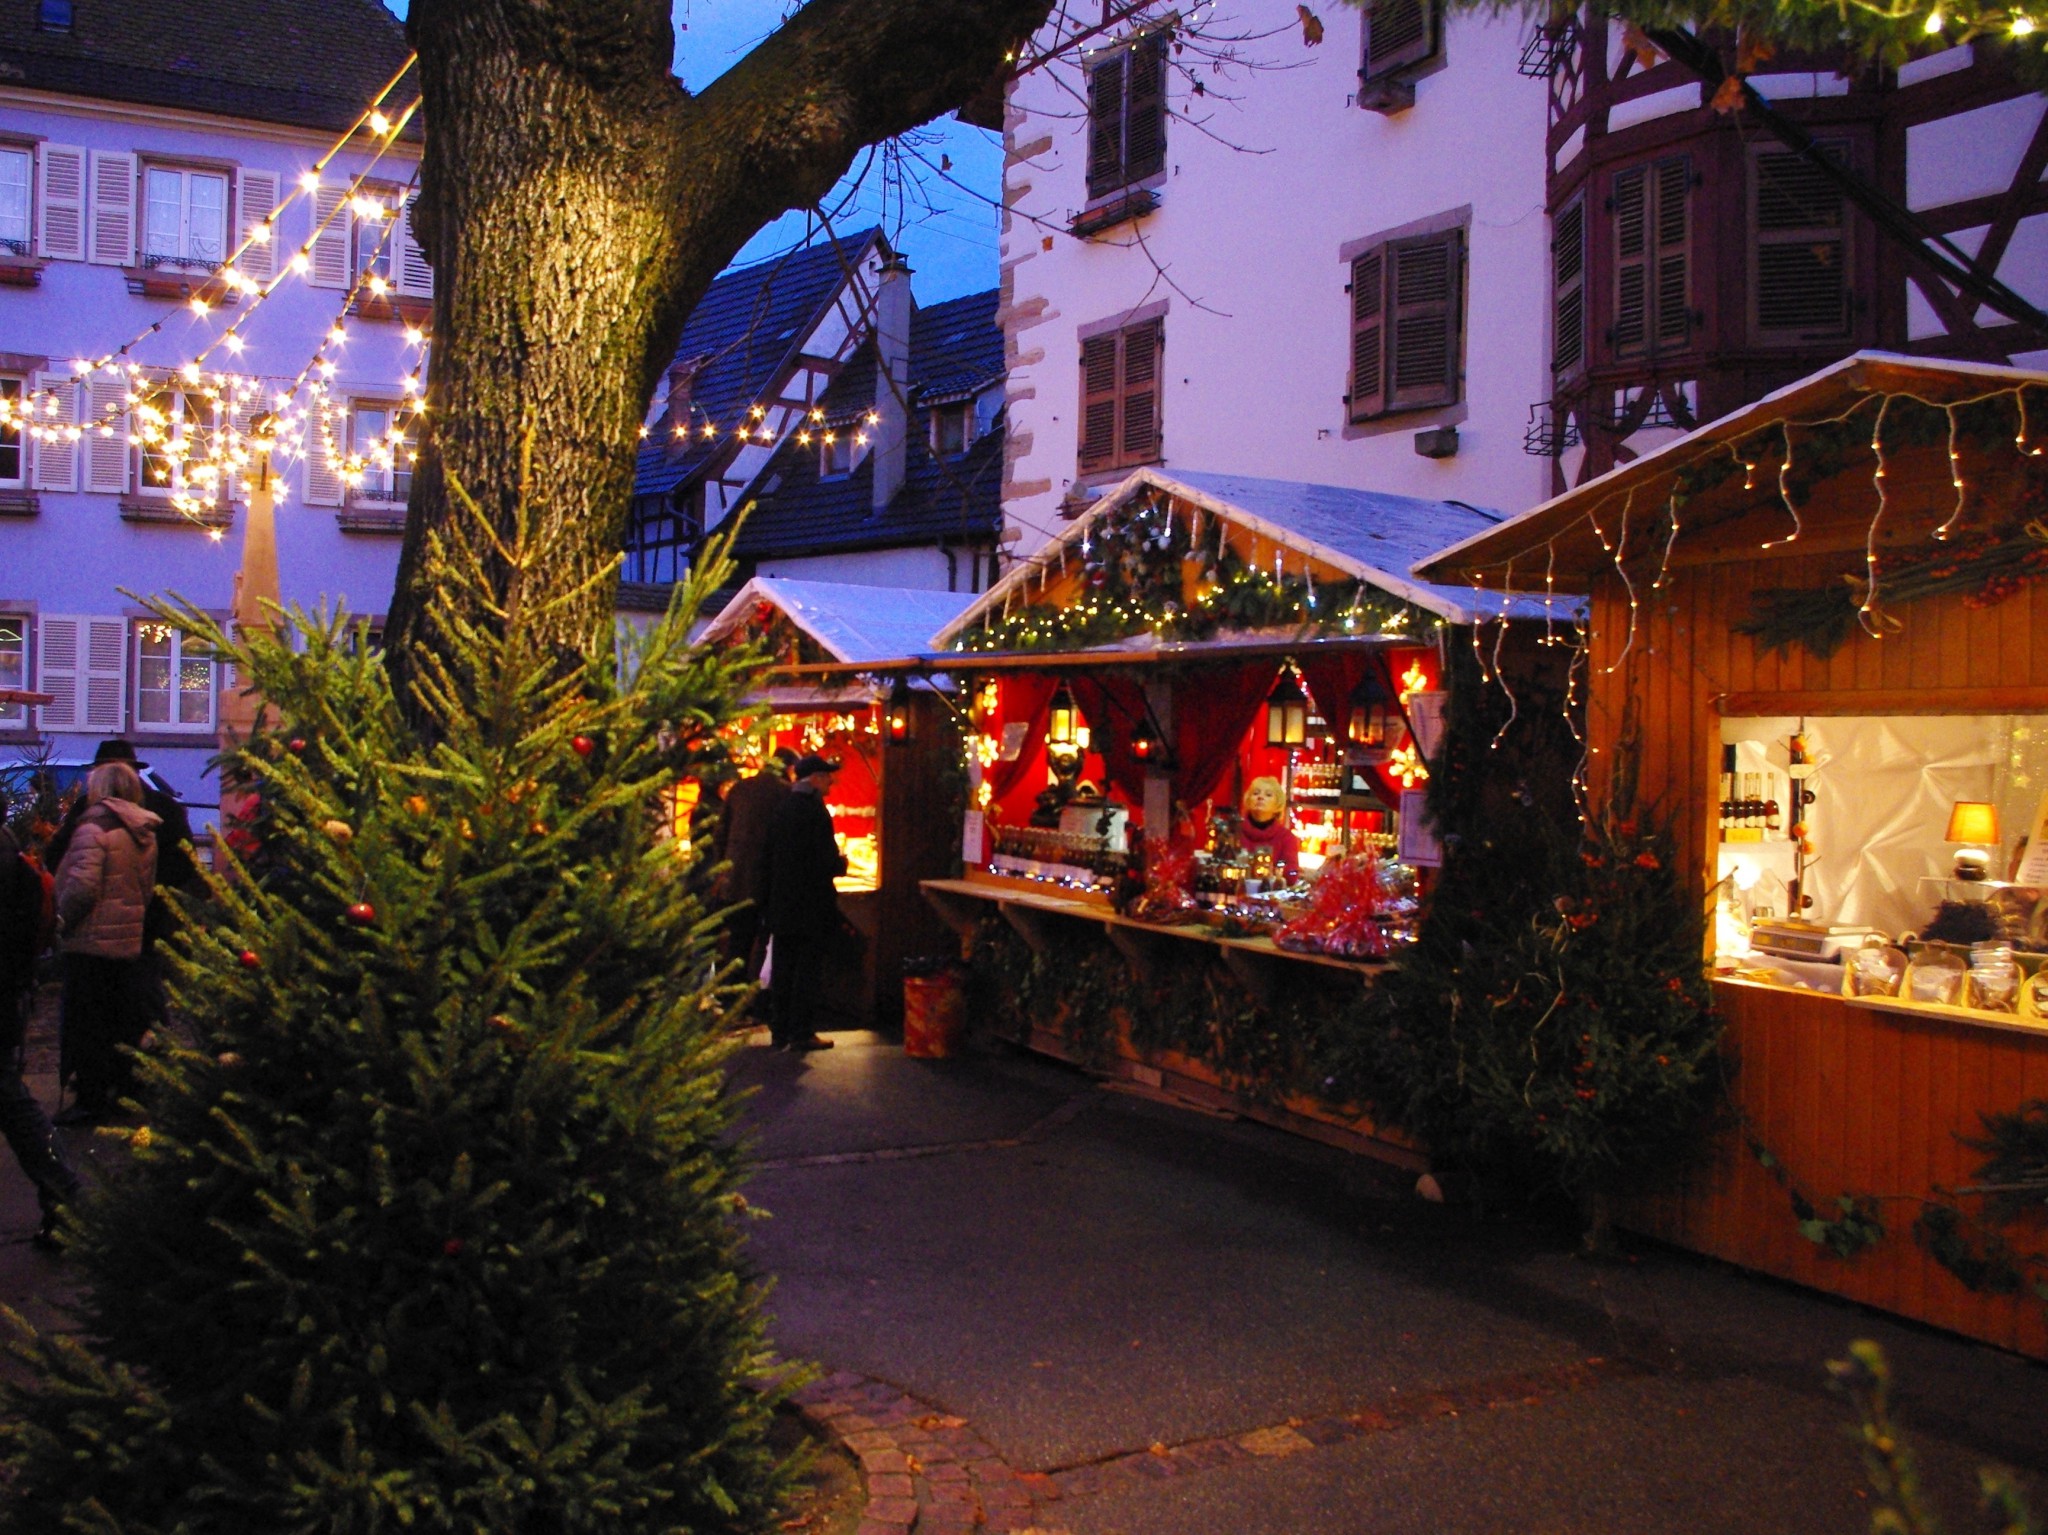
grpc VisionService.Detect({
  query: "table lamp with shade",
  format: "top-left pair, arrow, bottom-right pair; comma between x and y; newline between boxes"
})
1945,800 -> 2001,881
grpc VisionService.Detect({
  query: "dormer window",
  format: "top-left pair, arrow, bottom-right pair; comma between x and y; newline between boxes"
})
37,0 -> 73,31
931,402 -> 971,458
820,430 -> 853,479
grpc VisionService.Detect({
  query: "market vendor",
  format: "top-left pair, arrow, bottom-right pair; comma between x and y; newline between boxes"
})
1237,775 -> 1300,878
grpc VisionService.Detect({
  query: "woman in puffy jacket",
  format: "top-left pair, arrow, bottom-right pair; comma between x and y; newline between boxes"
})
54,762 -> 160,1124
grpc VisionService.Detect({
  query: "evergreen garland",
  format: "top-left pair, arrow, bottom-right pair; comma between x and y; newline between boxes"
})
0,495 -> 792,1532
954,496 -> 1431,653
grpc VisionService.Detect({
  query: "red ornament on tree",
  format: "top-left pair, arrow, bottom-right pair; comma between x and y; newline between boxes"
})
237,949 -> 261,970
442,1237 -> 465,1257
287,737 -> 308,755
346,901 -> 377,927
571,734 -> 595,757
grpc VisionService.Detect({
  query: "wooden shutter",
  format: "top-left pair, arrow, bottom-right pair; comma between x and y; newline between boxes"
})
84,617 -> 126,730
35,143 -> 85,261
1551,195 -> 1586,381
236,167 -> 280,282
84,370 -> 130,495
1348,248 -> 1387,421
1119,319 -> 1162,464
1364,0 -> 1436,78
395,191 -> 433,298
87,150 -> 135,267
1086,52 -> 1127,199
34,614 -> 80,729
28,370 -> 78,492
1652,156 -> 1692,351
1753,143 -> 1849,341
1124,33 -> 1168,184
1614,156 -> 1693,359
1078,334 -> 1120,472
309,185 -> 351,289
1387,231 -> 1461,412
300,403 -> 345,506
1612,164 -> 1649,358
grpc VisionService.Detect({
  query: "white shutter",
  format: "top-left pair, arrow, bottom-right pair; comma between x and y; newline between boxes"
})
35,143 -> 86,261
84,370 -> 131,495
235,167 -> 281,283
309,185 -> 350,289
28,370 -> 78,493
300,404 -> 344,506
34,615 -> 81,729
83,617 -> 127,731
86,150 -> 136,267
396,191 -> 432,298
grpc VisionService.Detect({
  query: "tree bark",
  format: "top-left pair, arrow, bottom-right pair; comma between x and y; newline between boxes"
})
385,0 -> 1051,686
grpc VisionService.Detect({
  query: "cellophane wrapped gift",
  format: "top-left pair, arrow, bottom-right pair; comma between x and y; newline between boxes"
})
1275,852 -> 1389,959
1129,838 -> 1199,923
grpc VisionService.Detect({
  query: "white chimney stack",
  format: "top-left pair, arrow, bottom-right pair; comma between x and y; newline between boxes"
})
872,253 -> 913,514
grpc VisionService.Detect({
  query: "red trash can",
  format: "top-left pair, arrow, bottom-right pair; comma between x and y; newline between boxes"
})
902,969 -> 966,1059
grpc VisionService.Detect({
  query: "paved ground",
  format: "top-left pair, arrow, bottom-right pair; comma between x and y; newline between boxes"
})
735,1030 -> 2048,1535
2,999 -> 2042,1535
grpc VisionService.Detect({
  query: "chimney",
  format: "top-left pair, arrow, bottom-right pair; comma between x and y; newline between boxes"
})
871,254 -> 913,513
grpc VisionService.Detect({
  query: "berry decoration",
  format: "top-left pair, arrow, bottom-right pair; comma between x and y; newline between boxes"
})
571,734 -> 596,757
287,737 -> 308,755
442,1238 -> 465,1257
346,902 -> 377,927
238,949 -> 261,970
322,819 -> 354,843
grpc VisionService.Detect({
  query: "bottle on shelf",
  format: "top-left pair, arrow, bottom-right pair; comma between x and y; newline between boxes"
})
1764,783 -> 1781,833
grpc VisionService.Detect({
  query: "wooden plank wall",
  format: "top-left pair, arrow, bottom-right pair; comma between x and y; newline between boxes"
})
1584,553 -> 2048,1358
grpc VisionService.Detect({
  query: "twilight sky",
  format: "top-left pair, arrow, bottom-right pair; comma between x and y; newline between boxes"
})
381,0 -> 1005,302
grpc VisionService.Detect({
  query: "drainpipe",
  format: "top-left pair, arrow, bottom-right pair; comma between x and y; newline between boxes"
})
872,254 -> 913,514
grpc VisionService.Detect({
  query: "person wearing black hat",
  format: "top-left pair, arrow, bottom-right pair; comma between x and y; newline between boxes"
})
759,753 -> 845,1052
712,747 -> 796,993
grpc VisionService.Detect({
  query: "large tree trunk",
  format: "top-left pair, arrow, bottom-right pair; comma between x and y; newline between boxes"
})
385,0 -> 1051,686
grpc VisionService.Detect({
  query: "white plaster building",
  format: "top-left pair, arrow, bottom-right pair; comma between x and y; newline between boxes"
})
0,0 -> 423,827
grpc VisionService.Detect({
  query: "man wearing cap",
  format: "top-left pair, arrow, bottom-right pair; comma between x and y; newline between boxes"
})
760,754 -> 845,1052
712,747 -> 795,991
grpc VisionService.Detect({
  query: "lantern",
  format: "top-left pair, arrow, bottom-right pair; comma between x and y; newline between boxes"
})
1130,716 -> 1164,765
884,676 -> 914,745
1265,670 -> 1308,749
1347,670 -> 1396,760
1048,682 -> 1083,749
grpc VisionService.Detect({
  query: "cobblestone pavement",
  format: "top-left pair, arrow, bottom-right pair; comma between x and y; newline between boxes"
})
739,1031 -> 2048,1535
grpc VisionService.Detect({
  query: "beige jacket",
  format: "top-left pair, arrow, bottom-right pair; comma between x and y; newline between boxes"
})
56,799 -> 161,960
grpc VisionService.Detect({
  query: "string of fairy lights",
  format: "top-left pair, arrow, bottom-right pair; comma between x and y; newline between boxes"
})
0,61 -> 431,536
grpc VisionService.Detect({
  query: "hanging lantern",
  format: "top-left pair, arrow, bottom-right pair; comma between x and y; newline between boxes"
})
884,676 -> 914,745
1048,682 -> 1084,749
1347,670 -> 1397,761
1130,716 -> 1165,765
1265,670 -> 1308,749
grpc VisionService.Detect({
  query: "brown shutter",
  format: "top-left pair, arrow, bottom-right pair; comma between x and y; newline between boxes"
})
1118,319 -> 1161,464
1364,0 -> 1436,78
1124,33 -> 1168,183
1078,333 -> 1120,471
1653,155 -> 1692,351
1611,164 -> 1648,358
1348,249 -> 1387,421
1086,52 -> 1127,199
1551,195 -> 1586,380
1753,142 -> 1849,341
1387,231 -> 1461,412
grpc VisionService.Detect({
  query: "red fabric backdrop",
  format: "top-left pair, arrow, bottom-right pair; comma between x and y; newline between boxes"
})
1171,661 -> 1281,809
982,673 -> 1059,826
1069,673 -> 1154,806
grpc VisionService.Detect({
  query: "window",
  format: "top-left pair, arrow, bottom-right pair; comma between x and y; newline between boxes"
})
0,148 -> 30,256
1348,227 -> 1463,422
931,402 -> 971,458
1086,31 -> 1167,199
134,386 -> 219,499
142,166 -> 229,271
0,377 -> 21,488
311,183 -> 431,304
134,620 -> 214,732
1551,195 -> 1586,384
37,0 -> 72,31
349,403 -> 412,503
1077,317 -> 1162,473
1359,0 -> 1441,109
820,429 -> 854,479
1612,154 -> 1692,360
1752,142 -> 1852,343
0,616 -> 24,728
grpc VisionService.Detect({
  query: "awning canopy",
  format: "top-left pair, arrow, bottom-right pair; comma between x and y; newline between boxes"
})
1415,352 -> 2048,590
700,576 -> 977,665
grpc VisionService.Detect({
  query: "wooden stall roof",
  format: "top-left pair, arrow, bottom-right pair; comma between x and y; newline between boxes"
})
1416,353 -> 2048,590
933,467 -> 1577,650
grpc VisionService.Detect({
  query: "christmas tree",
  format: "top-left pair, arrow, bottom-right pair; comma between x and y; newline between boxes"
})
0,486 -> 790,1532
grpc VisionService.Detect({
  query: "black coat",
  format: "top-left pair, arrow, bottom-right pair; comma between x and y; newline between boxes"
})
761,787 -> 845,938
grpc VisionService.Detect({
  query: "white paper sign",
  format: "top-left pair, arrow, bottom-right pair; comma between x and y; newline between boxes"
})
1397,788 -> 1442,867
1000,721 -> 1028,761
962,810 -> 987,866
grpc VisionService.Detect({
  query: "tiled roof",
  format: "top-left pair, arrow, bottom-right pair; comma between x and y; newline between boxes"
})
631,228 -> 883,502
0,0 -> 415,135
725,287 -> 1004,560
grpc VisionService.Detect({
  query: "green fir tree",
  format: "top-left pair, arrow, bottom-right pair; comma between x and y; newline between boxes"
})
0,485 -> 790,1533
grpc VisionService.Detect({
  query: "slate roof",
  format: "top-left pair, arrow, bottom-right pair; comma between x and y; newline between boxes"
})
0,0 -> 416,136
631,229 -> 884,503
701,577 -> 976,664
724,288 -> 1005,561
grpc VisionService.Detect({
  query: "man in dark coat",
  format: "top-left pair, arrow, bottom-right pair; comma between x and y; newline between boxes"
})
760,753 -> 845,1052
0,824 -> 81,1250
712,747 -> 795,986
